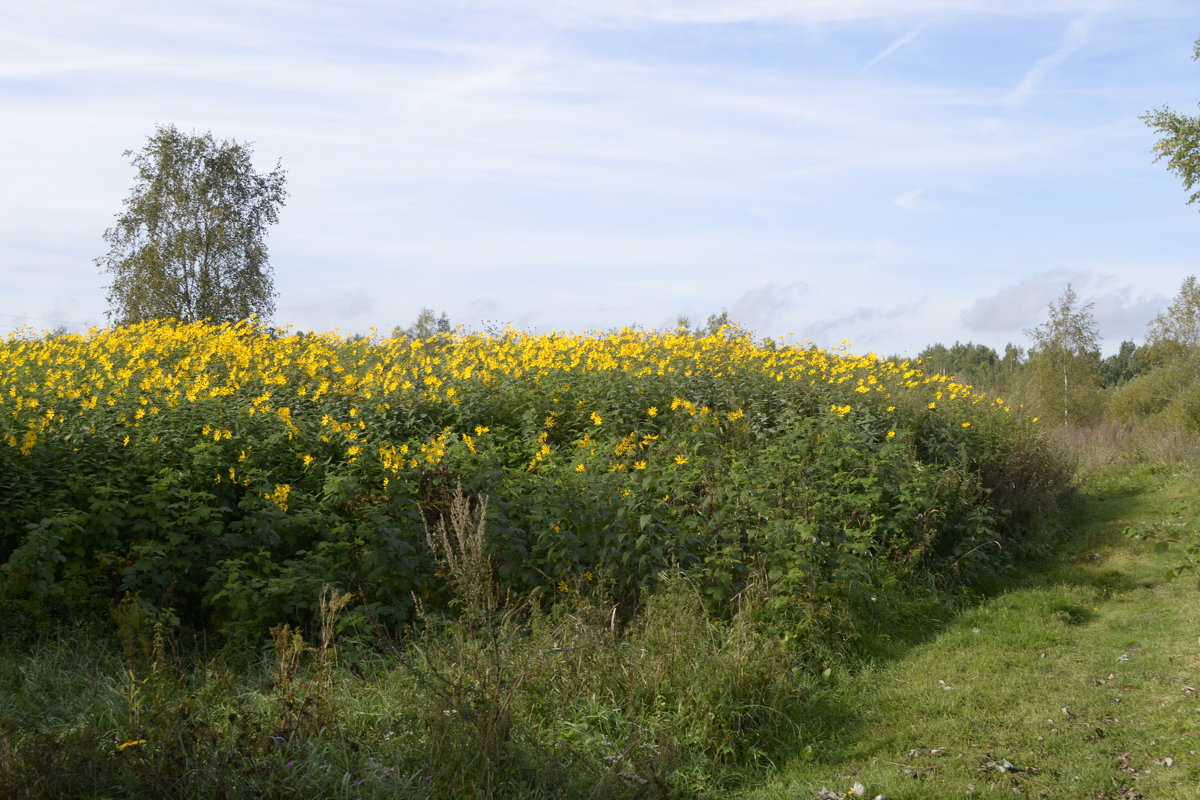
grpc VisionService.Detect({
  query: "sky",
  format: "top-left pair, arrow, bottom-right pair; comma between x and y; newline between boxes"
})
3,0 -> 1200,357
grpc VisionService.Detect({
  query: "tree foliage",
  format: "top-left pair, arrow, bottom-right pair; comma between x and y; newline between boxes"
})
1143,40 -> 1200,208
1024,284 -> 1103,425
1107,276 -> 1200,427
1098,340 -> 1146,388
1146,274 -> 1200,358
917,341 -> 997,382
395,307 -> 452,340
1107,356 -> 1200,424
97,124 -> 287,325
913,341 -> 1027,391
674,310 -> 750,338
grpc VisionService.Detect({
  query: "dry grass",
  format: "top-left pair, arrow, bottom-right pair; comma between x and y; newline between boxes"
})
1046,419 -> 1200,474
424,482 -> 496,620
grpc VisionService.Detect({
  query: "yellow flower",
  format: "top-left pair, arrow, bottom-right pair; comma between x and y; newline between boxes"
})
886,431 -> 895,438
961,422 -> 971,428
633,460 -> 647,470
264,483 -> 291,512
574,463 -> 586,472
590,411 -> 602,425
927,402 -> 936,410
673,455 -> 688,465
647,406 -> 658,416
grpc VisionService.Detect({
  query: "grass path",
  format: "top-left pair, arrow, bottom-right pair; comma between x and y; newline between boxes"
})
751,463 -> 1200,800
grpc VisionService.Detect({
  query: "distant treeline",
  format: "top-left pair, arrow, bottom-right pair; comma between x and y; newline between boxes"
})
892,277 -> 1200,429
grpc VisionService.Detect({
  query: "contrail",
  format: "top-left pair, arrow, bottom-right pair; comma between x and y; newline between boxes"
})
861,18 -> 933,73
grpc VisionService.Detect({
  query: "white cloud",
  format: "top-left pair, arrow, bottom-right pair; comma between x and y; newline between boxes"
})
962,270 -> 1085,332
1089,286 -> 1165,344
961,270 -> 1178,354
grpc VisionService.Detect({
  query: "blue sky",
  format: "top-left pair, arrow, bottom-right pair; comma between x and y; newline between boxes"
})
3,0 -> 1200,356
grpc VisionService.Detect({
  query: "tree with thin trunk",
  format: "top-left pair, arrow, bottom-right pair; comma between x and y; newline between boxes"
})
97,124 -> 287,325
1024,284 -> 1103,426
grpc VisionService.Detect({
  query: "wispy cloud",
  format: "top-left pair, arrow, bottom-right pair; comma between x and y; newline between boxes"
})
3,0 -> 1198,355
862,18 -> 934,72
1004,3 -> 1104,108
893,186 -> 926,210
462,0 -> 1103,28
728,281 -> 808,332
802,298 -> 928,353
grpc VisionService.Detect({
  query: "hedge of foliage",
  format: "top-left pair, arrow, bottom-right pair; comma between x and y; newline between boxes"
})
0,320 -> 1068,638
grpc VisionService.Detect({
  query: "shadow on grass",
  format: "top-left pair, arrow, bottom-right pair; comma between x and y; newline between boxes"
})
789,462 -> 1171,770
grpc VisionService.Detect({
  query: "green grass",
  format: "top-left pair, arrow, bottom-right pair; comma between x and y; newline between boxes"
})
750,461 -> 1200,799
0,574 -> 815,798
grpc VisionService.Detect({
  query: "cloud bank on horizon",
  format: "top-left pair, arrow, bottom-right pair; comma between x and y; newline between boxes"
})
2,0 -> 1199,355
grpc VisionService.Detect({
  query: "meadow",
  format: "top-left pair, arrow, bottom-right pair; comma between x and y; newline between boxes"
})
1,320 -> 1072,797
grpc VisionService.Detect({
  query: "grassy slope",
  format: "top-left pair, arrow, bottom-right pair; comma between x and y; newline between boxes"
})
751,462 -> 1200,800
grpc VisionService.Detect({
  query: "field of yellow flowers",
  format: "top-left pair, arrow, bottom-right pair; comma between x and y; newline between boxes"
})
0,320 -> 1066,636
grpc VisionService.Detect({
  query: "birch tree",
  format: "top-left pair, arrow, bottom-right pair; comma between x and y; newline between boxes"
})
1024,284 -> 1103,425
97,124 -> 287,325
